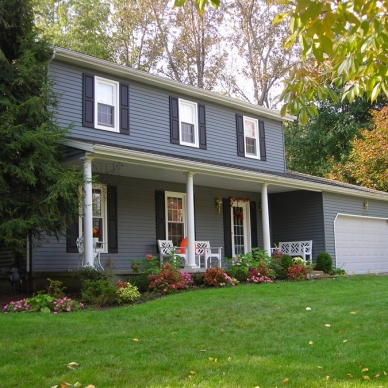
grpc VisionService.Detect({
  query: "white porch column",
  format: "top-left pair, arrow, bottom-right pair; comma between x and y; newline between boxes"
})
185,172 -> 196,268
261,183 -> 271,255
83,157 -> 94,267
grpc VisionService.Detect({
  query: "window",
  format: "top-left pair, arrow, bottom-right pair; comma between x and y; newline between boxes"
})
179,99 -> 198,147
169,96 -> 207,149
95,77 -> 119,132
243,117 -> 259,159
91,185 -> 108,253
165,192 -> 186,246
236,114 -> 266,161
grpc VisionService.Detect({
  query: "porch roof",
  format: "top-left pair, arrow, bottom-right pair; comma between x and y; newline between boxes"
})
65,138 -> 388,202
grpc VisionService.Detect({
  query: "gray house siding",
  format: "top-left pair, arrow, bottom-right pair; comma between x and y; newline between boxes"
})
322,192 -> 388,261
269,190 -> 325,261
49,61 -> 286,174
32,176 -> 262,271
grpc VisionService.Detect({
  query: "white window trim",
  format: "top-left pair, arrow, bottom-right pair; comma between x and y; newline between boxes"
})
179,98 -> 199,148
165,191 -> 187,243
94,76 -> 120,132
243,116 -> 260,159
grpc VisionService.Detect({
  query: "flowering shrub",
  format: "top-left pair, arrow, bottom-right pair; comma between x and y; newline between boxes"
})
3,299 -> 31,313
53,298 -> 85,313
292,257 -> 304,266
202,267 -> 236,287
3,297 -> 84,314
288,265 -> 307,281
148,263 -> 192,295
247,267 -> 273,284
116,281 -> 141,304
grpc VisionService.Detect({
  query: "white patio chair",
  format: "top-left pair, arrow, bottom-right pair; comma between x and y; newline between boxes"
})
76,236 -> 84,268
195,241 -> 222,268
157,240 -> 186,267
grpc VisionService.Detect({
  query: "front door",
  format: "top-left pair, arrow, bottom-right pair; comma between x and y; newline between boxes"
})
231,201 -> 251,256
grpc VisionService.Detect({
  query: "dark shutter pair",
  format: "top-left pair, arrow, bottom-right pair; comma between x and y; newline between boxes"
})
83,74 -> 130,135
236,114 -> 266,161
222,198 -> 258,258
169,96 -> 207,149
67,186 -> 118,253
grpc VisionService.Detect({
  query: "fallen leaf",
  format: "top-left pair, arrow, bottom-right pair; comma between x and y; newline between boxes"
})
74,383 -> 82,388
59,383 -> 72,388
133,338 -> 139,342
51,386 -> 58,388
363,376 -> 370,380
325,324 -> 331,327
343,340 -> 348,343
324,376 -> 330,380
67,362 -> 79,369
347,374 -> 353,378
384,371 -> 387,375
282,378 -> 289,384
208,357 -> 214,361
362,368 -> 369,372
85,386 -> 95,388
200,349 -> 206,352
306,307 -> 311,310
214,358 -> 218,363
375,373 -> 381,378
190,371 -> 196,375
338,330 -> 342,334
317,366 -> 323,369
227,357 -> 232,361
309,341 -> 314,345
350,312 -> 356,315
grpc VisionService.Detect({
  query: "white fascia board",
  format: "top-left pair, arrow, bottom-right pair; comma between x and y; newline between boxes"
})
64,139 -> 95,152
52,47 -> 294,123
92,143 -> 388,201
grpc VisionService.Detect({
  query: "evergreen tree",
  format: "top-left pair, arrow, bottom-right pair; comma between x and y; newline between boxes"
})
0,0 -> 83,255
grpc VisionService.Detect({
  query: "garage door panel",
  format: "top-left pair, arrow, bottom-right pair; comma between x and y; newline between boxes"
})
335,215 -> 388,274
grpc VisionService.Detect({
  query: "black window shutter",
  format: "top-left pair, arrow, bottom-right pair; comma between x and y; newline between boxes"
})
170,97 -> 180,144
223,198 -> 232,258
83,73 -> 94,128
67,219 -> 79,253
198,104 -> 207,150
119,83 -> 130,135
107,186 -> 118,253
259,121 -> 267,161
250,201 -> 258,249
236,114 -> 245,157
155,190 -> 166,252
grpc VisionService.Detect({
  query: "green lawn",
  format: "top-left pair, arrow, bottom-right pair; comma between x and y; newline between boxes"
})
1,275 -> 388,388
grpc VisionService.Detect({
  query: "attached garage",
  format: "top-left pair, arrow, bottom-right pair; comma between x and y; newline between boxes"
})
334,214 -> 388,274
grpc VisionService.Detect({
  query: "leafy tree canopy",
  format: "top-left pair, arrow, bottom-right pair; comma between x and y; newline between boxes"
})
284,90 -> 387,176
328,107 -> 388,192
176,0 -> 388,123
0,0 -> 83,255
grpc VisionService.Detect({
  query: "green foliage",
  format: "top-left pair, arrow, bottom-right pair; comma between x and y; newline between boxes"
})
71,266 -> 111,282
225,247 -> 271,269
331,268 -> 346,276
226,266 -> 248,283
191,272 -> 204,286
47,278 -> 66,298
116,281 -> 141,304
130,273 -> 151,293
315,252 -> 333,274
0,0 -> 83,255
284,92 -> 385,177
26,293 -> 56,312
81,279 -> 118,307
292,257 -> 304,266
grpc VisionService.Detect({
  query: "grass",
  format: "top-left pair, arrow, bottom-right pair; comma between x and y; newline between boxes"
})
1,275 -> 388,388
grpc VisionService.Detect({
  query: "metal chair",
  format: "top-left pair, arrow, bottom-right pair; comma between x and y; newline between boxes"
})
157,240 -> 186,267
195,241 -> 222,268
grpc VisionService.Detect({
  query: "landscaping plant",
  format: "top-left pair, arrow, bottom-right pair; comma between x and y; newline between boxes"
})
288,264 -> 307,281
116,281 -> 141,304
81,279 -> 118,307
315,252 -> 333,274
202,267 -> 236,287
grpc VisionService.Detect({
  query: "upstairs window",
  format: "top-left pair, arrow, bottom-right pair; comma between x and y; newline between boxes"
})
244,117 -> 259,159
83,73 -> 130,135
95,77 -> 119,131
179,99 -> 198,147
169,96 -> 207,149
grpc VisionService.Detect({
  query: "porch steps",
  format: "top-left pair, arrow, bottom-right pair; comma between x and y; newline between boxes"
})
307,270 -> 325,279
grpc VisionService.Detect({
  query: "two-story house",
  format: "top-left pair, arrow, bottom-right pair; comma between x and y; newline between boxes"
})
25,47 -> 388,289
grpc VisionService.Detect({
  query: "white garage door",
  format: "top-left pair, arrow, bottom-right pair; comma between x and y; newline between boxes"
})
335,214 -> 388,274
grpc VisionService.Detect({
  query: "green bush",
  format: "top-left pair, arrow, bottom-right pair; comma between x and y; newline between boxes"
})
116,281 -> 141,304
315,252 -> 333,274
81,279 -> 118,307
226,266 -> 248,283
71,266 -> 110,282
130,273 -> 151,293
280,254 -> 293,270
271,254 -> 293,280
192,272 -> 204,286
